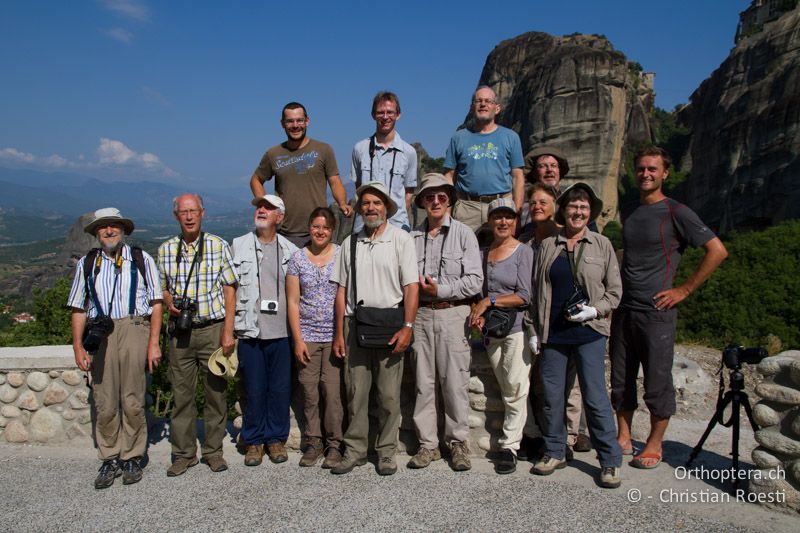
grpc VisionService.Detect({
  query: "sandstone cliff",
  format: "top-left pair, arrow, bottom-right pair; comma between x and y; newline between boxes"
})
679,7 -> 800,233
469,32 -> 654,225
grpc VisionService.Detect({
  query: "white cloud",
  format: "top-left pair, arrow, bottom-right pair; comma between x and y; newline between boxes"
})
103,27 -> 134,44
97,138 -> 176,176
98,0 -> 149,21
141,85 -> 170,107
0,148 -> 36,163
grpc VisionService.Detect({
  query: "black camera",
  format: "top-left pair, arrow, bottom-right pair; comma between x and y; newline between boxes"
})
174,297 -> 197,331
722,345 -> 767,369
82,315 -> 115,352
563,286 -> 589,318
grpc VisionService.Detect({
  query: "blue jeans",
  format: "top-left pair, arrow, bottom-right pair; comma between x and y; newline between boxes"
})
238,338 -> 291,445
541,337 -> 622,468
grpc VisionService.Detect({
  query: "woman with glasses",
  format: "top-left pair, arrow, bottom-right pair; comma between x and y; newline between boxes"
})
286,207 -> 344,469
468,198 -> 533,475
530,183 -> 623,488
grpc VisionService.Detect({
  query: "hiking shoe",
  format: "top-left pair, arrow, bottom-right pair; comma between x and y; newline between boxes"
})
532,455 -> 567,476
495,449 -> 517,475
450,441 -> 471,472
204,455 -> 228,472
331,453 -> 367,475
321,447 -> 343,469
267,442 -> 288,464
121,458 -> 143,485
574,433 -> 592,452
299,437 -> 324,467
244,444 -> 264,467
599,466 -> 621,489
517,436 -> 543,462
377,456 -> 397,476
94,458 -> 121,489
166,456 -> 199,477
407,447 -> 441,469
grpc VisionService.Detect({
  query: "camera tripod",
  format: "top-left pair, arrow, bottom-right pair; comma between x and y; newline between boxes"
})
686,365 -> 759,488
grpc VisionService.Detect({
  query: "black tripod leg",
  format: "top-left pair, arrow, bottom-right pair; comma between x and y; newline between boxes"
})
687,394 -> 732,466
731,394 -> 741,487
740,392 -> 759,433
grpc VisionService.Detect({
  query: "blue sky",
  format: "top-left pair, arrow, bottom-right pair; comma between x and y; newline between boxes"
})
0,0 -> 749,191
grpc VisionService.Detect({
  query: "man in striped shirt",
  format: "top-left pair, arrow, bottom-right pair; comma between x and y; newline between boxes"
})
158,193 -> 239,477
68,207 -> 163,489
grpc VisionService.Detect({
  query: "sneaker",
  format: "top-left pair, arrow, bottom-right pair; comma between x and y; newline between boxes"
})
321,447 -> 343,470
574,433 -> 592,452
330,453 -> 367,475
299,438 -> 324,467
599,466 -> 621,488
166,456 -> 199,477
531,455 -> 567,476
204,455 -> 228,472
495,449 -> 517,475
377,456 -> 397,476
244,444 -> 264,467
121,458 -> 143,485
450,441 -> 471,472
407,447 -> 441,469
267,442 -> 288,464
94,458 -> 121,489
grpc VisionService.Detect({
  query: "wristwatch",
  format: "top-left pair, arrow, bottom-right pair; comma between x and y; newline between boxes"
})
489,295 -> 496,306
404,322 -> 415,329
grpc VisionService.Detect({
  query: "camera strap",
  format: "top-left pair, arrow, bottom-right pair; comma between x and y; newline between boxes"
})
253,233 -> 280,302
566,239 -> 586,290
176,232 -> 204,303
366,135 -> 398,192
87,251 -> 122,318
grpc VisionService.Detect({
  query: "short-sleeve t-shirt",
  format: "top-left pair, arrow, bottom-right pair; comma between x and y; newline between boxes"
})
256,240 -> 287,340
254,139 -> 339,237
620,198 -> 716,311
444,126 -> 524,196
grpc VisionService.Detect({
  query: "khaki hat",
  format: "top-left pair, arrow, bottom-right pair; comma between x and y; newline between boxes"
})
487,198 -> 518,218
208,345 -> 239,380
355,180 -> 398,219
555,182 -> 603,225
524,146 -> 570,180
83,207 -> 135,236
414,173 -> 457,208
251,194 -> 286,213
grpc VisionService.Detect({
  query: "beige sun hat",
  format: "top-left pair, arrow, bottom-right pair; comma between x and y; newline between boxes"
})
414,173 -> 457,209
208,345 -> 239,380
83,207 -> 135,235
355,180 -> 398,218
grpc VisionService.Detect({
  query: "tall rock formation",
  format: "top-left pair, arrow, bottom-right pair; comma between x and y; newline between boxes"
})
470,32 -> 654,224
679,7 -> 800,233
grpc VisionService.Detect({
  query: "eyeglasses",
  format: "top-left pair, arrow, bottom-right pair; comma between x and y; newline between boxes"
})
176,208 -> 201,217
536,163 -> 559,170
472,98 -> 496,105
565,204 -> 590,212
422,193 -> 449,204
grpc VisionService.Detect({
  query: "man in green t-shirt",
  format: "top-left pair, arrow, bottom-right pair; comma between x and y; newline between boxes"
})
250,102 -> 353,248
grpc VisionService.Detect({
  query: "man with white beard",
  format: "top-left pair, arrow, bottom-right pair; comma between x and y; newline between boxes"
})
68,207 -> 163,489
231,195 -> 298,466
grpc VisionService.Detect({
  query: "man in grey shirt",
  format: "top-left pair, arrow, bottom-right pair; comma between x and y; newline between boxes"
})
408,173 -> 483,471
350,91 -> 418,232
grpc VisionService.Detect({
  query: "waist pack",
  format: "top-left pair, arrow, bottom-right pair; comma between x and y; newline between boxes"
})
482,307 -> 517,338
354,305 -> 406,348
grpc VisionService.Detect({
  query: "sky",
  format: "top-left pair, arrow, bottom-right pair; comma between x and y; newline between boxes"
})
0,0 -> 751,191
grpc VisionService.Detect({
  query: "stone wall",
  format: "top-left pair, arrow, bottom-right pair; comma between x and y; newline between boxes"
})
0,346 -> 92,444
751,350 -> 800,512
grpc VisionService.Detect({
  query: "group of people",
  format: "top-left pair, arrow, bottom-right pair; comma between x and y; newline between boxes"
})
68,87 -> 728,491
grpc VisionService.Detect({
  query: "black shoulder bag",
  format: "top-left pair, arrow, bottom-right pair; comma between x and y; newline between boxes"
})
481,249 -> 517,338
350,230 -> 408,348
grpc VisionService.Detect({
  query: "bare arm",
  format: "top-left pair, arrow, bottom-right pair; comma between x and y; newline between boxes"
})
332,285 -> 347,359
221,284 -> 237,355
511,167 -> 524,213
71,309 -> 91,371
328,175 -> 354,217
444,169 -> 455,186
405,188 -> 414,222
655,237 -> 728,310
286,275 -> 310,365
147,302 -> 163,373
249,172 -> 266,198
389,282 -> 419,353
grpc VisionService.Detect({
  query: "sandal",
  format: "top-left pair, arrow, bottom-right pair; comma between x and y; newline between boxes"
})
630,452 -> 662,469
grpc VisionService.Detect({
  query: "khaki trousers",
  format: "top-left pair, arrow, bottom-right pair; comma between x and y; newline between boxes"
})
298,341 -> 344,447
485,330 -> 531,452
342,318 -> 404,459
412,305 -> 471,449
91,316 -> 150,460
452,193 -> 512,233
168,321 -> 228,459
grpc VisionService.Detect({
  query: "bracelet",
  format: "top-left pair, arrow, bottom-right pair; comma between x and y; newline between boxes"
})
403,322 -> 414,329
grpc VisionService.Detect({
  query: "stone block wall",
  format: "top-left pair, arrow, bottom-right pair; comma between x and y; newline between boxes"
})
0,346 -> 92,444
751,350 -> 800,512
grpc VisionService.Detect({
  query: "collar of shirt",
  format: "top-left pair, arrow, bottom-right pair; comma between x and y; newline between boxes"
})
374,131 -> 408,153
555,228 -> 597,245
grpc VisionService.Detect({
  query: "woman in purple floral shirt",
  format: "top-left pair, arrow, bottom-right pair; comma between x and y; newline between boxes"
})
286,207 -> 343,469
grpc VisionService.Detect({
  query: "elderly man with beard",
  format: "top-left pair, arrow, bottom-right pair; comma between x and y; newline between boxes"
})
331,181 -> 419,476
231,195 -> 299,466
68,208 -> 163,489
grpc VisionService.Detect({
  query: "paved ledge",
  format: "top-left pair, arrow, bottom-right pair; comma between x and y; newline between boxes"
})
0,346 -> 76,370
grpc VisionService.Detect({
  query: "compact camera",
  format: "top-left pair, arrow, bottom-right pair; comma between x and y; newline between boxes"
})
563,286 -> 589,318
82,315 -> 115,352
174,297 -> 198,331
261,299 -> 279,313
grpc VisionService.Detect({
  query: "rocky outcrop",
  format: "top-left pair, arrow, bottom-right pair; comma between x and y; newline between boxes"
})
678,7 -> 800,233
469,32 -> 654,225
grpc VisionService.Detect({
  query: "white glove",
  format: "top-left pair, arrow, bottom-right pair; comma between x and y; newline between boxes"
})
528,334 -> 540,355
567,304 -> 598,323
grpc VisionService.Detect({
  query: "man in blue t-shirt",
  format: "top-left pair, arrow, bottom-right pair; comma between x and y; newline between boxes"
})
610,146 -> 728,471
443,86 -> 524,232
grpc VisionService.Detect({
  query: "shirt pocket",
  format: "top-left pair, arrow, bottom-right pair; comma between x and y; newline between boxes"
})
440,252 -> 464,279
233,259 -> 252,287
580,254 -> 606,281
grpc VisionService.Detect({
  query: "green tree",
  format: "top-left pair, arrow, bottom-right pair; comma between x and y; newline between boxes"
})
0,277 -> 72,347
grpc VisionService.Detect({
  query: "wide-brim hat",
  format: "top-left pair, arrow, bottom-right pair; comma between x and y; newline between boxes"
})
83,207 -> 135,235
355,180 -> 398,219
555,182 -> 603,225
208,345 -> 238,380
251,194 -> 286,213
487,197 -> 518,218
414,173 -> 457,208
524,146 -> 570,181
